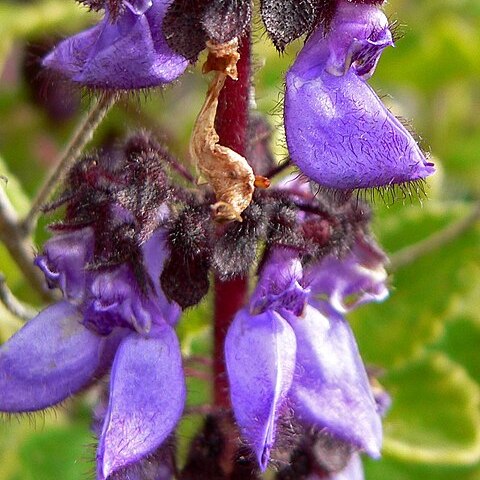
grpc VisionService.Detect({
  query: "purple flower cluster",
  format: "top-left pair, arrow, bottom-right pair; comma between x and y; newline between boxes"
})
0,157 -> 184,479
44,0 -> 433,191
2,236 -> 184,478
226,232 -> 388,471
0,0 -> 432,478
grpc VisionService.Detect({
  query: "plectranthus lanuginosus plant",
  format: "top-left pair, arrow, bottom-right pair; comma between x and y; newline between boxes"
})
0,0 -> 434,479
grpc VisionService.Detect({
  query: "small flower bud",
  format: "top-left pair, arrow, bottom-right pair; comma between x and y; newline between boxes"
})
161,206 -> 213,308
212,201 -> 268,280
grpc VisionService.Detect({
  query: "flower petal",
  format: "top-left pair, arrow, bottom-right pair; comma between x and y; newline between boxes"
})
97,324 -> 185,479
307,236 -> 389,314
251,248 -> 307,316
324,2 -> 393,79
225,308 -> 297,470
286,305 -> 382,457
125,0 -> 153,15
285,18 -> 434,190
103,443 -> 175,480
0,301 -> 105,412
43,0 -> 188,89
142,229 -> 181,326
35,227 -> 94,303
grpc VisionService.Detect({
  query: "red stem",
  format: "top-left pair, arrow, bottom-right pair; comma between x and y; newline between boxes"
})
213,32 -> 251,408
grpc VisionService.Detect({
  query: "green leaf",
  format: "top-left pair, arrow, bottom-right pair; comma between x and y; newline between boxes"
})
0,0 -> 93,39
352,202 -> 480,368
435,314 -> 480,384
0,410 -> 87,480
0,37 -> 13,79
378,4 -> 480,93
383,353 -> 480,466
18,425 -> 93,480
0,302 -> 23,343
177,295 -> 212,357
442,129 -> 480,193
365,456 -> 480,480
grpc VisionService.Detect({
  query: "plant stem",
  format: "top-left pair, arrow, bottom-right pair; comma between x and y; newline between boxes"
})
0,189 -> 53,301
213,32 -> 251,409
0,273 -> 37,321
21,92 -> 116,235
389,201 -> 480,271
184,367 -> 212,382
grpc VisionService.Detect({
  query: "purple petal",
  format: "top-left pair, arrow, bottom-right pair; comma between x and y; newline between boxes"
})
0,301 -> 105,412
325,2 -> 393,79
307,236 -> 388,314
251,248 -> 307,317
368,370 -> 392,418
125,0 -> 153,15
285,6 -> 434,190
100,444 -> 175,480
286,305 -> 382,457
142,229 -> 181,326
94,384 -> 175,480
35,228 -> 94,303
225,308 -> 297,470
372,384 -> 391,419
84,264 -> 163,335
339,454 -> 364,480
43,0 -> 188,89
84,232 -> 181,335
305,451 -> 364,480
97,324 -> 185,480
276,174 -> 313,199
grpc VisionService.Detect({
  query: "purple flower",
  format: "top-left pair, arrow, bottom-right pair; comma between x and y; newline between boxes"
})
35,227 -> 95,303
250,248 -> 308,317
0,229 -> 185,480
284,1 -> 435,190
225,244 -> 386,470
284,304 -> 381,457
306,235 -> 389,314
43,0 -> 189,89
226,307 -> 297,471
92,385 -> 176,480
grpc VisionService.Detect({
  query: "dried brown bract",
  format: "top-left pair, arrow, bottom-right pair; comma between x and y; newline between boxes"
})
190,39 -> 257,223
203,39 -> 240,80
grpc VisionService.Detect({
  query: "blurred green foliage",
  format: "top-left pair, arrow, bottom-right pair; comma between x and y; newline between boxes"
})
0,0 -> 479,479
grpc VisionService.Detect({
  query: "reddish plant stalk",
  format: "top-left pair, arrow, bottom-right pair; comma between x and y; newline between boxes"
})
213,31 -> 251,408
